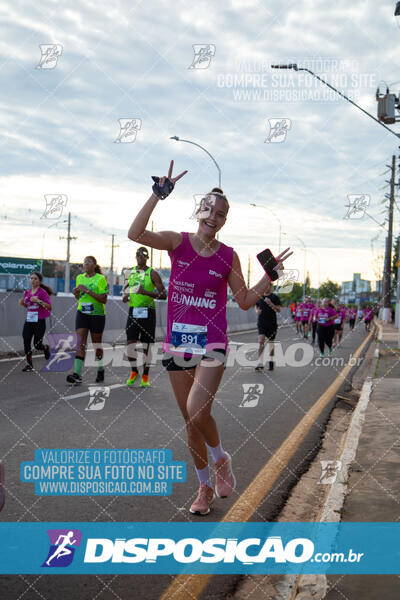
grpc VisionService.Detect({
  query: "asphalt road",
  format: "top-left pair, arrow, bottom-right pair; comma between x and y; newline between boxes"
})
0,318 -> 371,600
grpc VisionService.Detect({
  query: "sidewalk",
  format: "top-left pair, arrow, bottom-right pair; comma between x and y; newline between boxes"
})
325,319 -> 400,599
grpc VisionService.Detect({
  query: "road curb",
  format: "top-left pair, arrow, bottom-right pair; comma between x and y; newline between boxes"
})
290,367 -> 376,599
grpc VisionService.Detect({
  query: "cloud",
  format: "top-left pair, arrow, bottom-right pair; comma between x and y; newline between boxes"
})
1,0 -> 399,289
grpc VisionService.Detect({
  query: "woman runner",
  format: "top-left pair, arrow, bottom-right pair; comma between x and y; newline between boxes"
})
332,300 -> 346,347
66,256 -> 108,385
310,299 -> 320,346
128,161 -> 292,515
315,298 -> 337,358
18,271 -> 52,371
363,305 -> 374,332
348,305 -> 357,331
294,302 -> 302,336
300,296 -> 314,339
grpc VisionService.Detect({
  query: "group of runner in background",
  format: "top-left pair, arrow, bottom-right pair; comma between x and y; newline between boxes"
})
290,298 -> 376,357
18,269 -> 378,376
15,161 -> 381,518
18,251 -> 166,387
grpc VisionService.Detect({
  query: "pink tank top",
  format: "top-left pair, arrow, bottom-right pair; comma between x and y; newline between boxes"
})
163,232 -> 234,355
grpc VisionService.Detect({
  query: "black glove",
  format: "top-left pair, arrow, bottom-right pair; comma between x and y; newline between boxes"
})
151,176 -> 174,200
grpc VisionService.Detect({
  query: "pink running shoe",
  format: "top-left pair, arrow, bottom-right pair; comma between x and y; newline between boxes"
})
215,452 -> 236,498
189,483 -> 215,515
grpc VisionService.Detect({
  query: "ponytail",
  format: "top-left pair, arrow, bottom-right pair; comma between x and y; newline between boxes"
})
41,283 -> 54,296
31,271 -> 54,296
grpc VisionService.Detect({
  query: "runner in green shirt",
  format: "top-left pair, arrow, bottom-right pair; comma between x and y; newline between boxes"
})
122,246 -> 166,387
66,256 -> 108,385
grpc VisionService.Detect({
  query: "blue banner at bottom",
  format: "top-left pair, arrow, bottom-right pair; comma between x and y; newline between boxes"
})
0,522 -> 399,574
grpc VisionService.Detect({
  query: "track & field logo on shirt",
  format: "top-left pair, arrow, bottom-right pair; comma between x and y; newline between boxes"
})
171,291 -> 217,309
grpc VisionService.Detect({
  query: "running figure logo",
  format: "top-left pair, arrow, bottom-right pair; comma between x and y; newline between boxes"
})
190,194 -> 216,220
240,384 -> 264,408
86,386 -> 110,411
41,194 -> 68,220
42,529 -> 82,567
344,194 -> 370,219
318,460 -> 342,485
276,269 -> 299,294
265,119 -> 292,143
115,119 -> 142,143
41,333 -> 79,372
188,45 -> 216,69
36,44 -> 63,69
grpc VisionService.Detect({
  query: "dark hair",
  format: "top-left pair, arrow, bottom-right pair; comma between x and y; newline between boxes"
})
30,271 -> 54,296
85,256 -> 102,274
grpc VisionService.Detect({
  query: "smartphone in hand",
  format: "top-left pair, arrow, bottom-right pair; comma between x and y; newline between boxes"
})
257,248 -> 279,281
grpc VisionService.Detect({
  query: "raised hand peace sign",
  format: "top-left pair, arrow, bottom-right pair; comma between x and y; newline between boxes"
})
274,247 -> 293,273
151,160 -> 188,200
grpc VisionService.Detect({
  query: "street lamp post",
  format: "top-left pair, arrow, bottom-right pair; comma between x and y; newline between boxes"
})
395,1 -> 400,27
271,64 -> 400,140
272,62 -> 400,313
170,136 -> 221,188
249,203 -> 283,253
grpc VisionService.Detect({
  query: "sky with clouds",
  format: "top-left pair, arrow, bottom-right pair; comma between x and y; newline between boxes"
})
1,0 -> 400,288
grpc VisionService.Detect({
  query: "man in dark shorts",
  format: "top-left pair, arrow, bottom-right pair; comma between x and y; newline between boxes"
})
255,291 -> 282,371
123,246 -> 166,387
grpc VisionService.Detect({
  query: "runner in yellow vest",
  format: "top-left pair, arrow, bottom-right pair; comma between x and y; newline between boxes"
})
122,246 -> 166,387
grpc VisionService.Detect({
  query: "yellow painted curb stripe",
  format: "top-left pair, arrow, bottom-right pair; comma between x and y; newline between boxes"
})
160,331 -> 372,600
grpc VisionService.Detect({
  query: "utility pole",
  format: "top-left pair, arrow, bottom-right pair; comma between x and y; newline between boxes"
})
59,212 -> 77,293
382,155 -> 396,322
107,234 -> 119,296
247,255 -> 251,288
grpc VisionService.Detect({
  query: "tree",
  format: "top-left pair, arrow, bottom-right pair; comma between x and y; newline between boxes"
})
319,279 -> 340,299
305,272 -> 311,295
279,282 -> 303,305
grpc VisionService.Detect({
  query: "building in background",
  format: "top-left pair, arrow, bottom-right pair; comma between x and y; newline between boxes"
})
374,279 -> 383,296
340,273 -> 372,304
